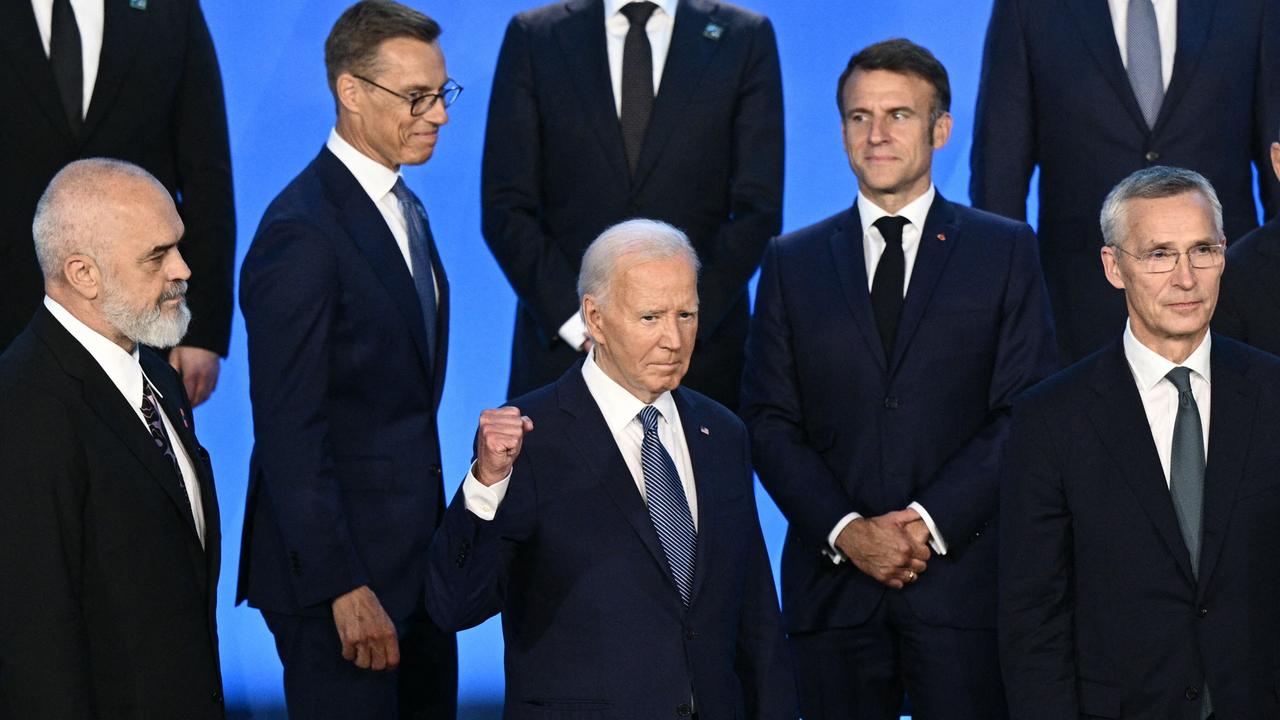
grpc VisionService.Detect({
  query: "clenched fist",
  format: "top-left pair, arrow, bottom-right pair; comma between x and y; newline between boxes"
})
474,406 -> 534,486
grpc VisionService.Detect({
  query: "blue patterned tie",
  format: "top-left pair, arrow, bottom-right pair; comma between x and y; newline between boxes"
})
1126,0 -> 1164,128
638,405 -> 697,605
391,178 -> 439,361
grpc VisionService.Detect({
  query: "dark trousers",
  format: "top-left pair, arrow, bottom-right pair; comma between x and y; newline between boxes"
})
789,592 -> 1006,720
263,605 -> 457,720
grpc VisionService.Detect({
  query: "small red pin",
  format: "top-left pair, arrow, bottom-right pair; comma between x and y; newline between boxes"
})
180,407 -> 190,429
936,232 -> 947,242
700,426 -> 710,436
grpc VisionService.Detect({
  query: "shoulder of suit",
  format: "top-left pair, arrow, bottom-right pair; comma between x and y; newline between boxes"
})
949,201 -> 1035,239
1016,342 -> 1111,414
772,208 -> 851,252
673,385 -> 746,435
0,330 -> 81,419
1226,218 -> 1280,265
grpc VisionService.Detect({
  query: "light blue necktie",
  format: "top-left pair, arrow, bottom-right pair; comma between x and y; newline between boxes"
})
638,405 -> 697,606
1126,0 -> 1164,128
391,178 -> 439,362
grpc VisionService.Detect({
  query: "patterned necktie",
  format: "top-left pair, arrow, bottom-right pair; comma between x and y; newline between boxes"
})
870,216 -> 909,356
50,0 -> 83,135
638,405 -> 697,606
1126,0 -> 1164,128
619,1 -> 658,175
140,377 -> 193,519
391,178 -> 439,363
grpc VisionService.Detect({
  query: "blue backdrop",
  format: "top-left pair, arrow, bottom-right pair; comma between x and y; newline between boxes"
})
198,1 -> 1004,712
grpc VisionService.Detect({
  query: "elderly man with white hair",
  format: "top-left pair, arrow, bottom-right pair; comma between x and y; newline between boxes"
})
0,158 -> 224,718
427,218 -> 798,720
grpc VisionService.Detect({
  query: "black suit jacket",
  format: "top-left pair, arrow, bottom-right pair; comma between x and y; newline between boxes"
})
481,0 -> 783,409
971,0 -> 1280,362
0,0 -> 234,355
237,148 -> 450,623
1000,336 -> 1280,719
427,366 -> 797,719
1215,216 -> 1280,355
0,307 -> 223,719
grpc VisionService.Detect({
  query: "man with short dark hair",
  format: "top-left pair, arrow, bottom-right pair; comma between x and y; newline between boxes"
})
0,158 -> 223,718
742,38 -> 1057,719
1001,166 -> 1280,718
428,218 -> 797,719
237,1 -> 459,717
1215,132 -> 1280,354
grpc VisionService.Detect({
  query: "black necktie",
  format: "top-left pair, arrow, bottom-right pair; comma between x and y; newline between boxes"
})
870,216 -> 909,355
619,1 -> 658,175
141,377 -> 193,521
50,0 -> 83,135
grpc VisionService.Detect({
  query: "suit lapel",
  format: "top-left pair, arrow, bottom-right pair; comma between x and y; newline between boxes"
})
554,0 -> 630,185
1153,0 -> 1216,133
827,207 -> 887,371
83,0 -> 148,143
1086,340 -> 1196,585
316,149 -> 435,382
0,1 -> 77,140
889,194 -> 959,372
1196,337 -> 1253,595
1065,0 -> 1150,133
426,225 -> 450,409
630,0 -> 722,190
673,389 -> 714,605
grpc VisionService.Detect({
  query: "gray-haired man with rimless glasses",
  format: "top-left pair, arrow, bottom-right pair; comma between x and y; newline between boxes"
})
237,1 -> 461,717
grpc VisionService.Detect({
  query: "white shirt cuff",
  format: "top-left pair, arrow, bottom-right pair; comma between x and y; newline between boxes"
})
909,501 -> 948,555
558,313 -> 589,350
462,462 -> 511,521
825,511 -> 863,565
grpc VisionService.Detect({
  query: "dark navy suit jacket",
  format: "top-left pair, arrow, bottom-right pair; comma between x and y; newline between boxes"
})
427,366 -> 797,720
741,195 -> 1058,635
971,0 -> 1280,362
237,148 -> 449,623
1001,336 -> 1280,719
1215,216 -> 1280,356
481,0 -> 783,409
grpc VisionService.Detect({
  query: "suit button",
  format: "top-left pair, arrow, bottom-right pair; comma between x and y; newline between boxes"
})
211,690 -> 223,704
1198,606 -> 1208,618
676,703 -> 693,716
685,627 -> 697,640
1185,686 -> 1198,701
431,464 -> 442,478
883,397 -> 899,409
1145,150 -> 1160,163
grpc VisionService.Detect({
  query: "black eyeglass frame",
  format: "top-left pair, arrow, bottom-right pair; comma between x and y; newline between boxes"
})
353,74 -> 463,116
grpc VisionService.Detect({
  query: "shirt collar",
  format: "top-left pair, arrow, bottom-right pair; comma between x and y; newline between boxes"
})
582,350 -> 679,433
326,128 -> 402,204
857,184 -> 936,239
1122,319 -> 1212,392
605,0 -> 678,21
43,295 -> 147,409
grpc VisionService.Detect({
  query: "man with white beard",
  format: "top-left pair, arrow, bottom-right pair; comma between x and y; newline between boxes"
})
0,158 -> 225,718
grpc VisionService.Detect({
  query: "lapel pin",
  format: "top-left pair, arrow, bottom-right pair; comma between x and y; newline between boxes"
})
936,232 -> 947,242
180,407 -> 189,429
700,426 -> 710,436
129,0 -> 147,9
702,23 -> 723,41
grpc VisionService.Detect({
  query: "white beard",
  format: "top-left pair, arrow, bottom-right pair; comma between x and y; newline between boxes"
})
101,278 -> 192,349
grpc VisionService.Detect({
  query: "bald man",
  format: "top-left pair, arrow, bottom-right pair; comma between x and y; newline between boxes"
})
0,159 -> 223,718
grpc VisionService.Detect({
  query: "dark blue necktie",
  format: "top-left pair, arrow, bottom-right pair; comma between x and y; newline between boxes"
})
391,178 -> 439,361
638,405 -> 697,606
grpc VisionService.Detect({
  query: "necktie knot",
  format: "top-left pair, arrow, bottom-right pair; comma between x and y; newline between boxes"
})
873,216 -> 909,247
1166,366 -> 1193,394
638,404 -> 662,433
621,1 -> 658,27
391,177 -> 416,208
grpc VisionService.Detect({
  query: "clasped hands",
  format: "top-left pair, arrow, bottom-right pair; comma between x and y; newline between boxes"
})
835,508 -> 932,589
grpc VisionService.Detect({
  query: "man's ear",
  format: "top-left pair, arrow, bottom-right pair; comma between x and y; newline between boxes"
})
581,295 -> 603,347
64,254 -> 103,300
1100,246 -> 1126,291
335,73 -> 364,116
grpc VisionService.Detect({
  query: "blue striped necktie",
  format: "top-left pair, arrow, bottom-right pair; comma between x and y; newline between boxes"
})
391,178 -> 439,361
638,405 -> 697,605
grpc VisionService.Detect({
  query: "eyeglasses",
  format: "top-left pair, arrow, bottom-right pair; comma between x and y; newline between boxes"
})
353,75 -> 463,116
1111,243 -> 1226,273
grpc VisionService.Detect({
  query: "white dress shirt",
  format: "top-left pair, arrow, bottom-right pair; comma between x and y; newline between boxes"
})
326,129 -> 439,300
827,185 -> 948,562
44,296 -> 206,546
1107,0 -> 1177,91
557,0 -> 679,350
30,0 -> 105,120
1123,321 -> 1211,484
464,349 -> 699,527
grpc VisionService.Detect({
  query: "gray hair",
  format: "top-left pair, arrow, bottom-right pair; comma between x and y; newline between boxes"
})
1099,166 -> 1224,248
32,158 -> 168,281
577,219 -> 700,308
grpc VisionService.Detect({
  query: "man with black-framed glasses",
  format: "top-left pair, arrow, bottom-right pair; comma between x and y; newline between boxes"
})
237,2 -> 458,717
1002,166 -> 1280,718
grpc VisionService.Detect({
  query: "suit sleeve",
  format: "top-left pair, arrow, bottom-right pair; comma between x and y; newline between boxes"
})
741,239 -> 859,546
912,224 -> 1058,552
1254,0 -> 1280,220
999,398 -> 1078,720
692,16 -> 784,342
481,17 -> 583,343
170,0 -> 235,356
240,220 -> 369,608
0,389 -> 95,717
969,0 -> 1036,220
1212,253 -> 1250,344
